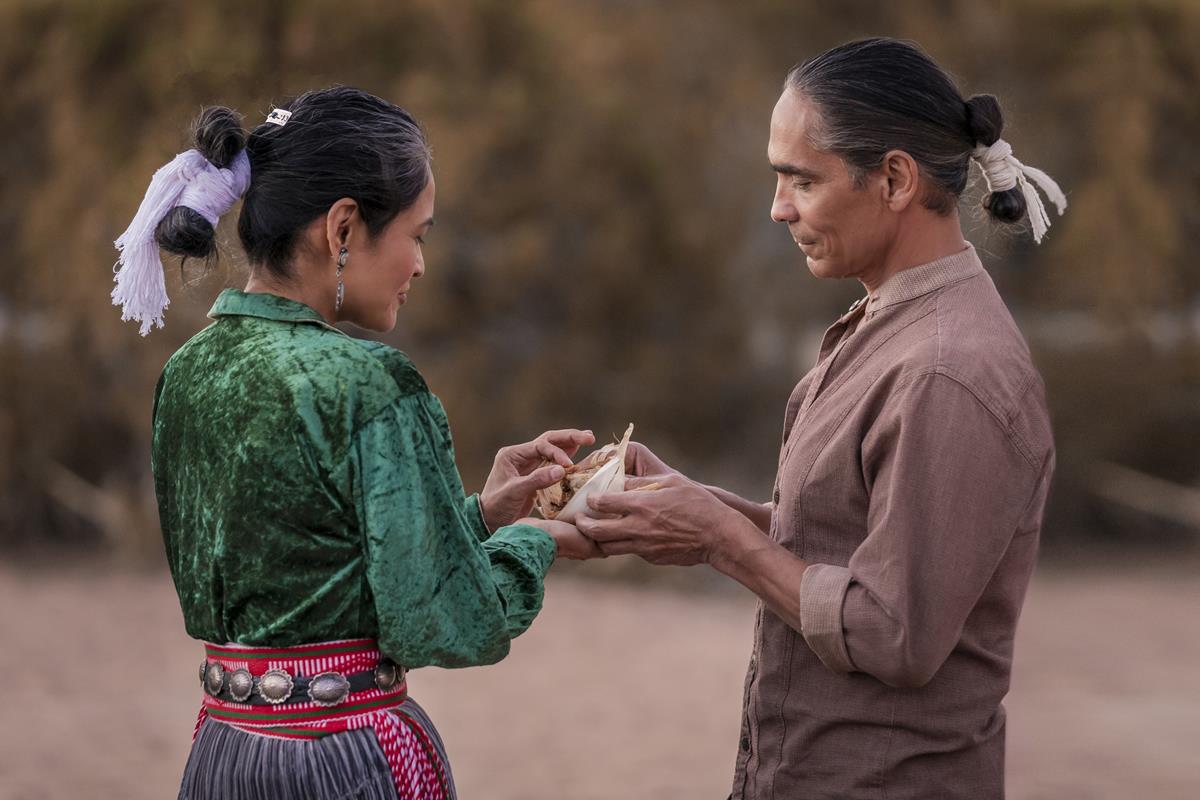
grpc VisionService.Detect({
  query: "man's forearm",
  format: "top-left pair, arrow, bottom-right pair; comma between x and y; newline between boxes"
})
704,484 -> 773,533
709,514 -> 809,633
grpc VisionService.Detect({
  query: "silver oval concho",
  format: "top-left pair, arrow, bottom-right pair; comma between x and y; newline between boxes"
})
228,668 -> 254,702
374,659 -> 400,691
257,668 -> 295,704
309,671 -> 351,707
204,662 -> 226,697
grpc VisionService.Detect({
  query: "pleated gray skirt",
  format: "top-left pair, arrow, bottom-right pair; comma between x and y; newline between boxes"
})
178,698 -> 457,800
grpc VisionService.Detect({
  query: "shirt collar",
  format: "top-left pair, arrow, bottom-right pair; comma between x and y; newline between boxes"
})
208,289 -> 347,335
864,243 -> 984,316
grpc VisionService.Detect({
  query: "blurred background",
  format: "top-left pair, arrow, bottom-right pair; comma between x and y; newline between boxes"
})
1,1 -> 1198,798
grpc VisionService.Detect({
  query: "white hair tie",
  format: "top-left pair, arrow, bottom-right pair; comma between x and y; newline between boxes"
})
112,148 -> 251,335
972,139 -> 1067,244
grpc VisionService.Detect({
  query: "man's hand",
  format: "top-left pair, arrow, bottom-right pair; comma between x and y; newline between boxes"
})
520,518 -> 605,560
624,441 -> 679,478
575,474 -> 742,566
480,429 -> 595,530
625,441 -> 773,533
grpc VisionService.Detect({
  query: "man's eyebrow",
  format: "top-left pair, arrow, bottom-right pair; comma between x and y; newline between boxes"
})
770,162 -> 821,181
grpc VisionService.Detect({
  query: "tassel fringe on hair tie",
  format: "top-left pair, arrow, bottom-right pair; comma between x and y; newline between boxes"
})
971,139 -> 1067,244
112,148 -> 251,335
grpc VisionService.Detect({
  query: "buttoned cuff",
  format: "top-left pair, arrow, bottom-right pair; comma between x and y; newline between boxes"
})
799,563 -> 856,673
464,493 -> 492,541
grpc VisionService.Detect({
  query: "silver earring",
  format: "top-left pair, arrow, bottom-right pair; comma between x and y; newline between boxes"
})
335,247 -> 348,312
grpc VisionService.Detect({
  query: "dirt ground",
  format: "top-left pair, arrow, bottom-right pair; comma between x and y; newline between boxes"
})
1,559 -> 1197,799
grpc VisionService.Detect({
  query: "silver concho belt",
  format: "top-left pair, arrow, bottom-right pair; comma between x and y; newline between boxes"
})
200,658 -> 405,706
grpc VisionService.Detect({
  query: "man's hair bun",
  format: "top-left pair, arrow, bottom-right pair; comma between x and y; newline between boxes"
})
965,94 -> 1026,225
154,106 -> 247,259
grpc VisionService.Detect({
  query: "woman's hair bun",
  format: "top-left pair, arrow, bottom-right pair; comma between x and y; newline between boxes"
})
965,93 -> 1026,225
155,106 -> 247,259
193,106 -> 247,168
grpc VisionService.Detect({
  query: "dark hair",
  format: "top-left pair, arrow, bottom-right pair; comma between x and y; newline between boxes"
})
785,37 -> 1026,223
155,86 -> 432,278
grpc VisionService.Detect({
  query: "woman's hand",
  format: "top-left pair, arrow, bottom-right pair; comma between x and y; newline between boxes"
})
479,429 -> 595,531
519,518 -> 605,560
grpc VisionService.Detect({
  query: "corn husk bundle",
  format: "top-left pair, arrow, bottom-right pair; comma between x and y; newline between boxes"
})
535,424 -> 634,524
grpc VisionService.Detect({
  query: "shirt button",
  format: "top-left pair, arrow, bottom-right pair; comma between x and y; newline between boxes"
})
740,735 -> 751,752
772,487 -> 780,504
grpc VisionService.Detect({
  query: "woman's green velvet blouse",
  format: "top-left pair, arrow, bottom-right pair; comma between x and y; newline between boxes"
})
151,290 -> 556,668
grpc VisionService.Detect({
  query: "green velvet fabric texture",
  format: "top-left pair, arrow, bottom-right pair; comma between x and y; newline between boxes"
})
152,289 -> 556,668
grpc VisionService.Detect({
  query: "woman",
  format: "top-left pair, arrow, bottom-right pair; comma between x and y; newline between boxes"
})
114,87 -> 597,799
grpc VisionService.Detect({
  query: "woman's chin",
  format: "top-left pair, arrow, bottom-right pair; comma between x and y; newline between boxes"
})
350,309 -> 398,333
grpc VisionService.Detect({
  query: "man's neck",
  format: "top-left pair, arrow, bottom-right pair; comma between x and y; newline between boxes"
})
860,215 -> 968,297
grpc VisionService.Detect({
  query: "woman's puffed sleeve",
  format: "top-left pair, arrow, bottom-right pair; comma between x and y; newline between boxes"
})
351,393 -> 556,669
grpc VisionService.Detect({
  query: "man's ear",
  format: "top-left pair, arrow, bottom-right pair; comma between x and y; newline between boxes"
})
324,198 -> 360,257
881,150 -> 920,212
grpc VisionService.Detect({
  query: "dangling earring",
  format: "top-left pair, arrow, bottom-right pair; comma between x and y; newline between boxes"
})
335,247 -> 348,312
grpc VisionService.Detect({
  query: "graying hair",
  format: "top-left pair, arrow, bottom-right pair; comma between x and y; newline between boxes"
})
786,37 -> 1023,221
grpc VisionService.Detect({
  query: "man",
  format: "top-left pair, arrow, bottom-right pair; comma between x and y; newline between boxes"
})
576,38 -> 1062,799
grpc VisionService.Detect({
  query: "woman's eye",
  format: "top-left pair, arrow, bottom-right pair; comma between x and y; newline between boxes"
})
415,235 -> 426,245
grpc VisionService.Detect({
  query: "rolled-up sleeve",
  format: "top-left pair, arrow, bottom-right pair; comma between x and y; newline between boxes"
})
798,371 -> 1040,687
799,563 -> 855,672
352,393 -> 556,670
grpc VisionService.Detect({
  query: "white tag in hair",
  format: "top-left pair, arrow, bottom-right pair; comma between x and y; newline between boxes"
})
265,108 -> 292,127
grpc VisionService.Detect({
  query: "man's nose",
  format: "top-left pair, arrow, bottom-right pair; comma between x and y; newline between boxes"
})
771,195 -> 798,224
771,182 -> 798,223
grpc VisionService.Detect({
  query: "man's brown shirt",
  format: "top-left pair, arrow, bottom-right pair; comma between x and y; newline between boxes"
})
732,245 -> 1055,799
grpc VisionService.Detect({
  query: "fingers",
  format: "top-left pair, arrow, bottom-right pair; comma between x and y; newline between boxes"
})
561,530 -> 605,560
533,439 -> 575,468
539,428 -> 595,461
521,463 -> 568,491
596,540 -> 644,557
542,428 -> 595,443
625,475 -> 670,490
501,429 -> 595,470
531,518 -> 605,560
586,490 -> 642,516
575,514 -> 631,543
624,441 -> 647,473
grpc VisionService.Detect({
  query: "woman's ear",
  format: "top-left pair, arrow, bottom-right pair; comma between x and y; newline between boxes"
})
881,150 -> 920,212
324,198 -> 359,257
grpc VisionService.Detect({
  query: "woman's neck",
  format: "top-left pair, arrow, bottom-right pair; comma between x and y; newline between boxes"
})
244,269 -> 337,324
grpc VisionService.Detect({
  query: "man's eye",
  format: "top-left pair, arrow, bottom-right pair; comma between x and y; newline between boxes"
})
793,179 -> 812,190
